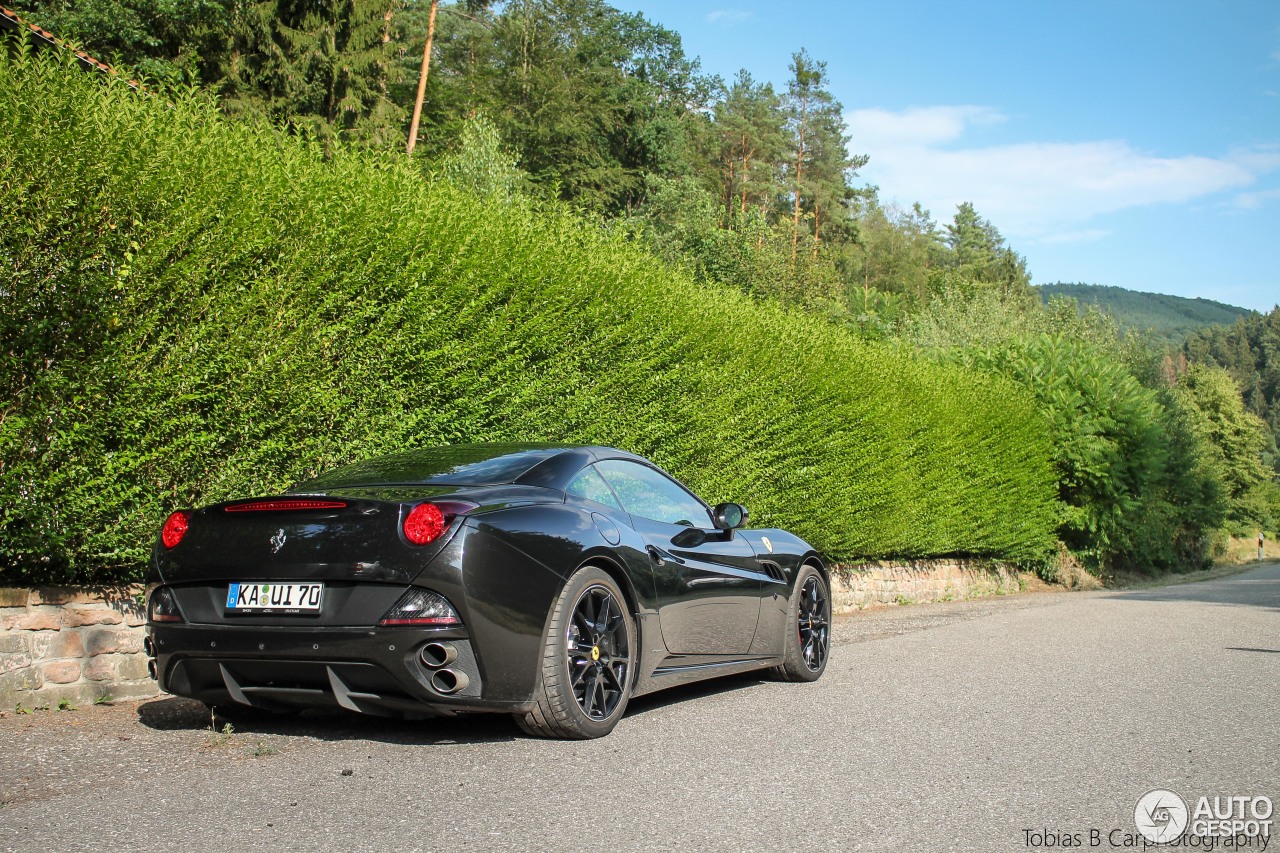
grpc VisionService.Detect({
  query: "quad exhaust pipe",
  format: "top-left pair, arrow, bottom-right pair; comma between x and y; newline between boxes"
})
419,642 -> 467,694
430,668 -> 468,694
419,642 -> 457,668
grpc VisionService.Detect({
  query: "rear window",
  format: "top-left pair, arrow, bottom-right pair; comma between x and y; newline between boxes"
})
290,445 -> 569,490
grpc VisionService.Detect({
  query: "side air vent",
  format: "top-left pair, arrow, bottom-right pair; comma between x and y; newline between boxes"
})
759,561 -> 787,583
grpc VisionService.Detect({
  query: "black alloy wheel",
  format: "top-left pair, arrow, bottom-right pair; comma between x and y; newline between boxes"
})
517,566 -> 635,738
771,564 -> 831,682
566,585 -> 630,720
797,574 -> 830,672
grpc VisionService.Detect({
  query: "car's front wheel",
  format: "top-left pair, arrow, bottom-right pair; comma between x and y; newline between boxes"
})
516,566 -> 635,739
771,564 -> 831,682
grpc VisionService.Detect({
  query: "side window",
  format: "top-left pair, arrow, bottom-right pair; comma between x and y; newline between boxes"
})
565,465 -> 623,511
595,460 -> 711,527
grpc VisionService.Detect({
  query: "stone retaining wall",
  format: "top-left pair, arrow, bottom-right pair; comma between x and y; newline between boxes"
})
828,559 -> 1022,613
0,587 -> 157,710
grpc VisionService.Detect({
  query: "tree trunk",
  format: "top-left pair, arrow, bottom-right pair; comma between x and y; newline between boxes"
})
812,203 -> 821,259
790,95 -> 807,264
723,156 -> 735,225
405,0 -> 439,155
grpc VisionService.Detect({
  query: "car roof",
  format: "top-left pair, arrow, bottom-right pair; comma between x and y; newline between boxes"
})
291,443 -> 647,490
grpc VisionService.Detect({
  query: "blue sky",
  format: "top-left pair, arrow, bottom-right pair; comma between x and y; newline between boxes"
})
613,0 -> 1280,311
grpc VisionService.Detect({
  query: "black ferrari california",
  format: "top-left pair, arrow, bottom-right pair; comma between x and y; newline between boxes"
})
146,444 -> 831,738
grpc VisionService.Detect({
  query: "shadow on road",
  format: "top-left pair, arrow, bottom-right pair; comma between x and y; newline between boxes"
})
624,671 -> 767,717
136,696 -> 519,744
134,671 -> 768,744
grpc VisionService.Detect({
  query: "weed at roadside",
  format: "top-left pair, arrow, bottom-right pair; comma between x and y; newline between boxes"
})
207,721 -> 235,748
249,740 -> 278,757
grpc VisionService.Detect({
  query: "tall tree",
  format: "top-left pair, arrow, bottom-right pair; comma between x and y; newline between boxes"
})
844,191 -> 940,310
462,0 -> 712,212
215,0 -> 405,151
940,201 -> 1031,298
783,49 -> 864,262
1173,363 -> 1274,528
404,0 -> 438,154
713,69 -> 786,223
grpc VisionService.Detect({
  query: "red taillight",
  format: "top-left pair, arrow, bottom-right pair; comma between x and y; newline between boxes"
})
225,499 -> 348,512
402,501 -> 477,546
403,503 -> 446,545
160,511 -> 190,549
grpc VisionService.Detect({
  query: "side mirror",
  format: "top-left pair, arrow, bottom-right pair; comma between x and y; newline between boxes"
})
670,527 -> 708,548
711,503 -> 748,530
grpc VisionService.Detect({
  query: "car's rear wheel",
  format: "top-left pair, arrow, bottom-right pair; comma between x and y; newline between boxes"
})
771,564 -> 831,682
516,566 -> 635,739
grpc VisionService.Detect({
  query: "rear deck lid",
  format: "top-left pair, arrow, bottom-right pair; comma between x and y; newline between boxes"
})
153,492 -> 461,585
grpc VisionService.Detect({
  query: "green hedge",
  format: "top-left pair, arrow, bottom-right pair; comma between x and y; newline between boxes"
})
0,50 -> 1059,584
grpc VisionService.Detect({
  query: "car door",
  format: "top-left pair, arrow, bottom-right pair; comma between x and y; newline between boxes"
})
593,459 -> 764,656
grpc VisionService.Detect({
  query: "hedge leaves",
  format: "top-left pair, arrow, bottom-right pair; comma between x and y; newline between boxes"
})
0,51 -> 1058,583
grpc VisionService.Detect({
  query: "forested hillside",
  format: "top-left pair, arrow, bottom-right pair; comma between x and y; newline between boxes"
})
2,0 -> 1277,585
1037,283 -> 1253,347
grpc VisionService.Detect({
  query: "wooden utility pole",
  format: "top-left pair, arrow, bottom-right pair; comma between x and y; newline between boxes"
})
406,0 -> 439,155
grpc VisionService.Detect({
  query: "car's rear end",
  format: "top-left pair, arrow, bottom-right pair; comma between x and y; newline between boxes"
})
146,490 -> 504,716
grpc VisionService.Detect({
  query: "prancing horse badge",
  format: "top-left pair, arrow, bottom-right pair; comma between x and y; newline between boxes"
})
270,529 -> 287,553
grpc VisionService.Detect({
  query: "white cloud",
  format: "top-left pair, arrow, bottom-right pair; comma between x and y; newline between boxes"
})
1234,187 -> 1280,210
705,9 -> 752,26
1228,145 -> 1280,173
846,106 -> 1277,242
847,106 -> 1006,147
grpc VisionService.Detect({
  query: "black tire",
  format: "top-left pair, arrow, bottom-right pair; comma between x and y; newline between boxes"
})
771,564 -> 831,682
516,566 -> 636,739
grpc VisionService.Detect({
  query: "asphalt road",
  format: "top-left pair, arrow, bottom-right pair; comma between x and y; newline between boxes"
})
2,564 -> 1277,852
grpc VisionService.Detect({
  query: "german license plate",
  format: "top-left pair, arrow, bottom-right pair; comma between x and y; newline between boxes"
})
226,582 -> 324,614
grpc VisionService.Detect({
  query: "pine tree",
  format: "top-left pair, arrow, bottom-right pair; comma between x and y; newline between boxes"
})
784,49 -> 865,262
215,0 -> 405,151
714,70 -> 786,223
941,201 -> 1031,298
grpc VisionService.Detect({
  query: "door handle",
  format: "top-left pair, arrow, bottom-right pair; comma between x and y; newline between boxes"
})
646,545 -> 684,566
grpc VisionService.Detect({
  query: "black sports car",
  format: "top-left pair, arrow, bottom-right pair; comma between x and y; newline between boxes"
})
146,444 -> 831,738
